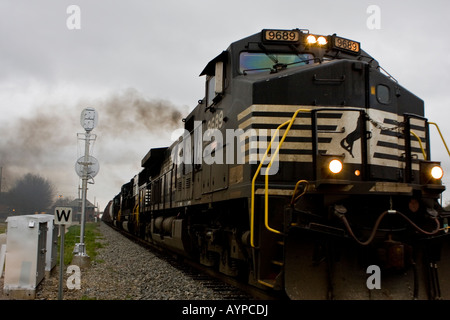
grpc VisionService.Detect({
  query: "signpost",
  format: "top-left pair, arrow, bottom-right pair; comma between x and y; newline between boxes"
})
55,207 -> 73,225
54,206 -> 72,300
73,108 -> 99,267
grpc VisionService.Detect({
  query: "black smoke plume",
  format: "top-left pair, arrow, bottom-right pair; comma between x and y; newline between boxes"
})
0,88 -> 186,191
95,87 -> 184,137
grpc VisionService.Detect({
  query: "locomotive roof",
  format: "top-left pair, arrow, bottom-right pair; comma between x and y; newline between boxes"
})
200,29 -> 379,77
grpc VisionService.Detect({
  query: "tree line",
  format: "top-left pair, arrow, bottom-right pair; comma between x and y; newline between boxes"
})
0,173 -> 66,216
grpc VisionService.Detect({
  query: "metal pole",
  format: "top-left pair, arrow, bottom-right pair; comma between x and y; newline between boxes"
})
58,224 -> 65,300
74,108 -> 97,267
79,131 -> 90,255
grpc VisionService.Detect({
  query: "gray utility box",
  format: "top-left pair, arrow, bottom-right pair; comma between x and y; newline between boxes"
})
44,216 -> 58,276
3,214 -> 57,299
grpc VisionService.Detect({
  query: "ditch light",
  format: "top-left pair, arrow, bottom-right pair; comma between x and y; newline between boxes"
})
317,154 -> 345,181
420,161 -> 444,185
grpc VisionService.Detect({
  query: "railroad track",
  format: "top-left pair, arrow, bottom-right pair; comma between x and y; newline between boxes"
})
105,223 -> 286,300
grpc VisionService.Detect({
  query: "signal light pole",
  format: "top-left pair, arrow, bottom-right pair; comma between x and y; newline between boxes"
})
73,108 -> 99,268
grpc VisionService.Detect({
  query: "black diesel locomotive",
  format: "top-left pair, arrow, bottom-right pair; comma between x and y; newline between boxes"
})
103,28 -> 450,299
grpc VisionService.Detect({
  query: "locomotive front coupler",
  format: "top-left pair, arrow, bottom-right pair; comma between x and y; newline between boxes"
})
284,204 -> 347,239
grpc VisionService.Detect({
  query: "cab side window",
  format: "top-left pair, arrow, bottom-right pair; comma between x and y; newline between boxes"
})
205,61 -> 225,108
376,84 -> 391,104
206,75 -> 216,107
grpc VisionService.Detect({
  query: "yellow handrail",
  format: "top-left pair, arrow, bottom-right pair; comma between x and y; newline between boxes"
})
291,180 -> 309,205
410,130 -> 427,160
133,203 -> 140,225
429,122 -> 450,159
250,119 -> 289,247
250,108 -> 311,247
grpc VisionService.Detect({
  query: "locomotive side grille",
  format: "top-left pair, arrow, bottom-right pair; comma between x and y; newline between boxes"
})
185,177 -> 191,189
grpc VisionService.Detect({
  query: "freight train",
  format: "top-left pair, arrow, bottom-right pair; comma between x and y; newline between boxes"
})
103,28 -> 450,299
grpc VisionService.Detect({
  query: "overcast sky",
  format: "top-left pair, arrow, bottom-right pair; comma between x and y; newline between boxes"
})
1,0 -> 450,210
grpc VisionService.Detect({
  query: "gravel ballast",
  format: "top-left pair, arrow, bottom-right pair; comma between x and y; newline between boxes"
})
0,222 -> 244,300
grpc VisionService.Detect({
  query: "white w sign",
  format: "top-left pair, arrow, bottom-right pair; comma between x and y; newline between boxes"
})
54,207 -> 73,225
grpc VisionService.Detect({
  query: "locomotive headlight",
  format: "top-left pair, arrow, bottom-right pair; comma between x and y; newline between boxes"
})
329,159 -> 343,174
317,154 -> 345,182
306,35 -> 317,44
317,36 -> 328,45
431,166 -> 444,180
306,35 -> 328,46
420,161 -> 444,185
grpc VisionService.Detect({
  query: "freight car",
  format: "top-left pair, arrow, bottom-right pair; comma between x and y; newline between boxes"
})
103,28 -> 450,299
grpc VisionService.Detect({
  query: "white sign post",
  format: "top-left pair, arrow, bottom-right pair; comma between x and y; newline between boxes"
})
54,206 -> 72,300
55,207 -> 73,225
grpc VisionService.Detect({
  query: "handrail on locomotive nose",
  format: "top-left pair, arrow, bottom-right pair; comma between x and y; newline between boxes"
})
410,130 -> 427,160
429,122 -> 450,159
250,108 -> 312,248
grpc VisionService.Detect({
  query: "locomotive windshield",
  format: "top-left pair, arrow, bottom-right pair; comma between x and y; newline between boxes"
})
239,52 -> 314,74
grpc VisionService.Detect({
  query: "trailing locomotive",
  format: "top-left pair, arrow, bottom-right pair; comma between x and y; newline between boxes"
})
103,28 -> 450,299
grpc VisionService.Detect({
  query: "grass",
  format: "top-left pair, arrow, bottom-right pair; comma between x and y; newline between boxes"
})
53,222 -> 106,300
1,221 -> 104,261
1,221 -> 105,265
58,222 -> 105,265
